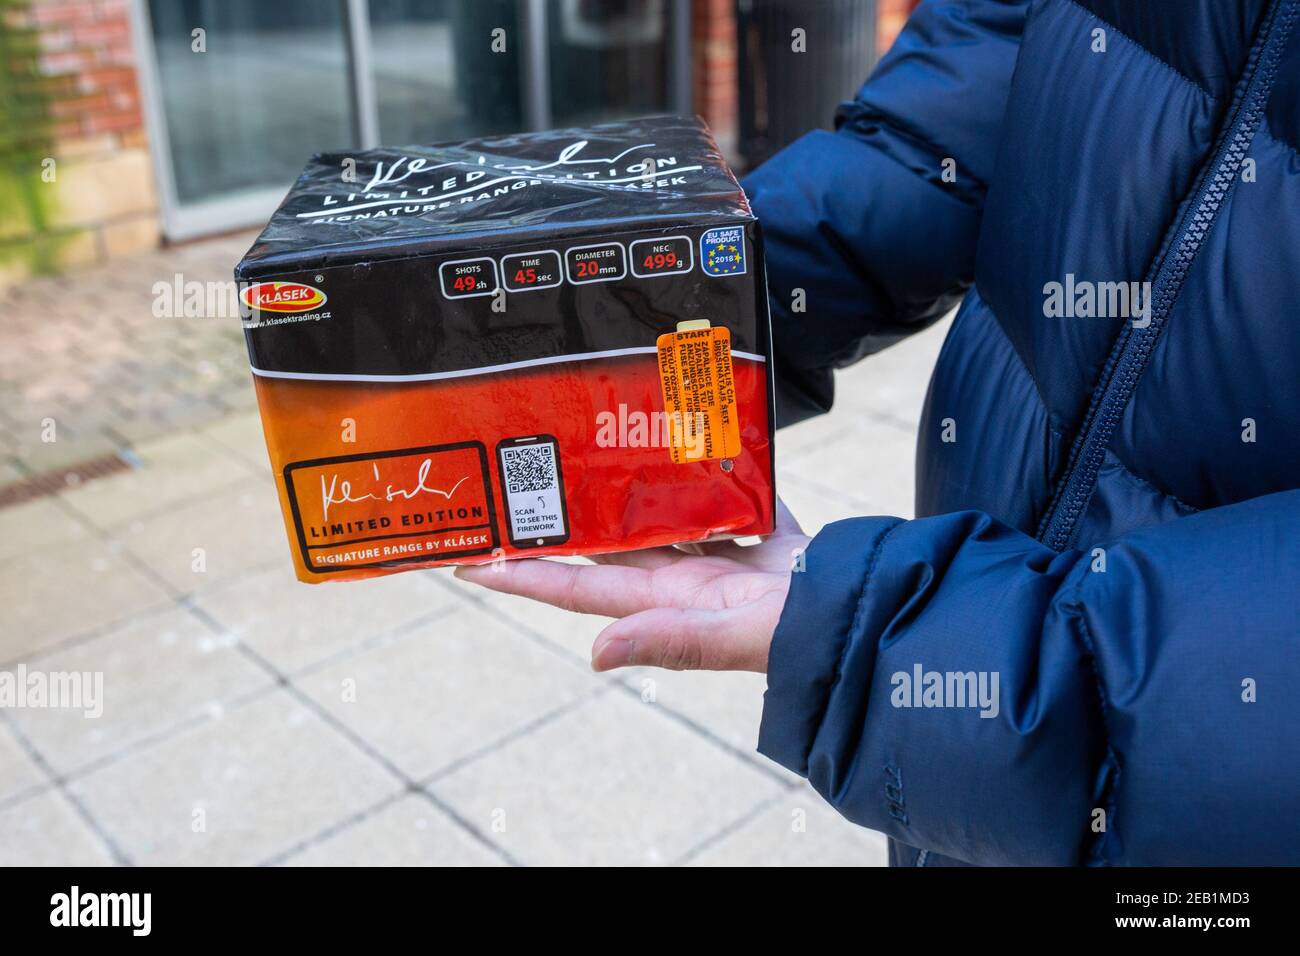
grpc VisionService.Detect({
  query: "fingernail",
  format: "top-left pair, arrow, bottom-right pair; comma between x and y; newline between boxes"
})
593,638 -> 635,671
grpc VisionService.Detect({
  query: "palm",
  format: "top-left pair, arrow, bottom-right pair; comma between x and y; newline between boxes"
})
455,502 -> 809,672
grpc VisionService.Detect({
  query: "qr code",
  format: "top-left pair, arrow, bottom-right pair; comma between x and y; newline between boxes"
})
502,443 -> 557,494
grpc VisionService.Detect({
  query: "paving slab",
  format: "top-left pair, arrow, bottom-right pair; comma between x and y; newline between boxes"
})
0,722 -> 47,806
0,536 -> 173,664
616,667 -> 796,782
297,605 -> 597,781
279,794 -> 506,867
687,786 -> 888,866
115,478 -> 287,594
7,607 -> 272,777
195,410 -> 271,474
0,231 -> 257,477
833,315 -> 951,427
433,690 -> 784,866
780,412 -> 920,520
58,432 -> 261,531
771,471 -> 862,537
192,561 -> 453,675
0,496 -> 93,563
0,790 -> 116,867
69,690 -> 400,866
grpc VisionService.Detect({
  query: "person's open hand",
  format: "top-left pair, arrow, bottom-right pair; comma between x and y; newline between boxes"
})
454,502 -> 809,673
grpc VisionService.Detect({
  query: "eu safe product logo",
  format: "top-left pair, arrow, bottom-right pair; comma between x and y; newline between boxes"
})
700,227 -> 746,277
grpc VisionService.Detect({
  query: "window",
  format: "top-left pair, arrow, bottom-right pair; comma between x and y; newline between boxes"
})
369,0 -> 524,145
133,0 -> 689,240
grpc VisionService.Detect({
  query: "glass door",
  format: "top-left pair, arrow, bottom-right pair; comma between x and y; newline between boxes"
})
133,0 -> 688,239
368,0 -> 523,145
136,0 -> 358,239
547,0 -> 671,126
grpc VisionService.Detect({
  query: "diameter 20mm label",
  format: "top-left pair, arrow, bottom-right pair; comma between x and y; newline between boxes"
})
565,242 -> 627,284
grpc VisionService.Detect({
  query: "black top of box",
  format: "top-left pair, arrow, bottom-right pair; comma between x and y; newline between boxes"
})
236,115 -> 751,278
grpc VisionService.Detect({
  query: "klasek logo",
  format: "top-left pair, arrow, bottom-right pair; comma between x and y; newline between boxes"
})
240,281 -> 327,314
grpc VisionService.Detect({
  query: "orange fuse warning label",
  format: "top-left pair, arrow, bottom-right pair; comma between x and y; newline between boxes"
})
656,322 -> 742,464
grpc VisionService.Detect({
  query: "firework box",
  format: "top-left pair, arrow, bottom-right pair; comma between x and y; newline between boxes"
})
234,115 -> 775,583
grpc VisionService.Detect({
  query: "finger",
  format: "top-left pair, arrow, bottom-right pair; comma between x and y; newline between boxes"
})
454,559 -> 656,617
591,604 -> 771,672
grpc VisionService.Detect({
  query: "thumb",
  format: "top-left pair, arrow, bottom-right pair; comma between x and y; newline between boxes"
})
591,602 -> 776,673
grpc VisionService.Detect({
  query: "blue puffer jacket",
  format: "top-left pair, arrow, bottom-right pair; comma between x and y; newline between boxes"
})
745,0 -> 1300,866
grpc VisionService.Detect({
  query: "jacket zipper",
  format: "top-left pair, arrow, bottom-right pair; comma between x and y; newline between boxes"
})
1037,0 -> 1299,552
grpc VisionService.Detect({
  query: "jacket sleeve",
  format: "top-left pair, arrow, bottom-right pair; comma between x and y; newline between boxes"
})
759,491 -> 1300,865
741,0 -> 1029,425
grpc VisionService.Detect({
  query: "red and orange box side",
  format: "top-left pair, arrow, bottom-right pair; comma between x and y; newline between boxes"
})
234,116 -> 775,583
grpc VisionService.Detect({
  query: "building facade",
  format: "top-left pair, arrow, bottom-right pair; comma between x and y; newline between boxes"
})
0,0 -> 911,288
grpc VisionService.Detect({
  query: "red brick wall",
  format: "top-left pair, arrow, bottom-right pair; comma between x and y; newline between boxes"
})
24,0 -> 144,146
1,0 -> 157,286
692,0 -> 739,160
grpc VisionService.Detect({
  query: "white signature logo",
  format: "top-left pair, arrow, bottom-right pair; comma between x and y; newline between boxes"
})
361,140 -> 653,192
320,459 -> 469,522
300,139 -> 702,219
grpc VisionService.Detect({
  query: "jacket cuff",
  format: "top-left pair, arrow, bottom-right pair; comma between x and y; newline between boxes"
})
758,516 -> 902,774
